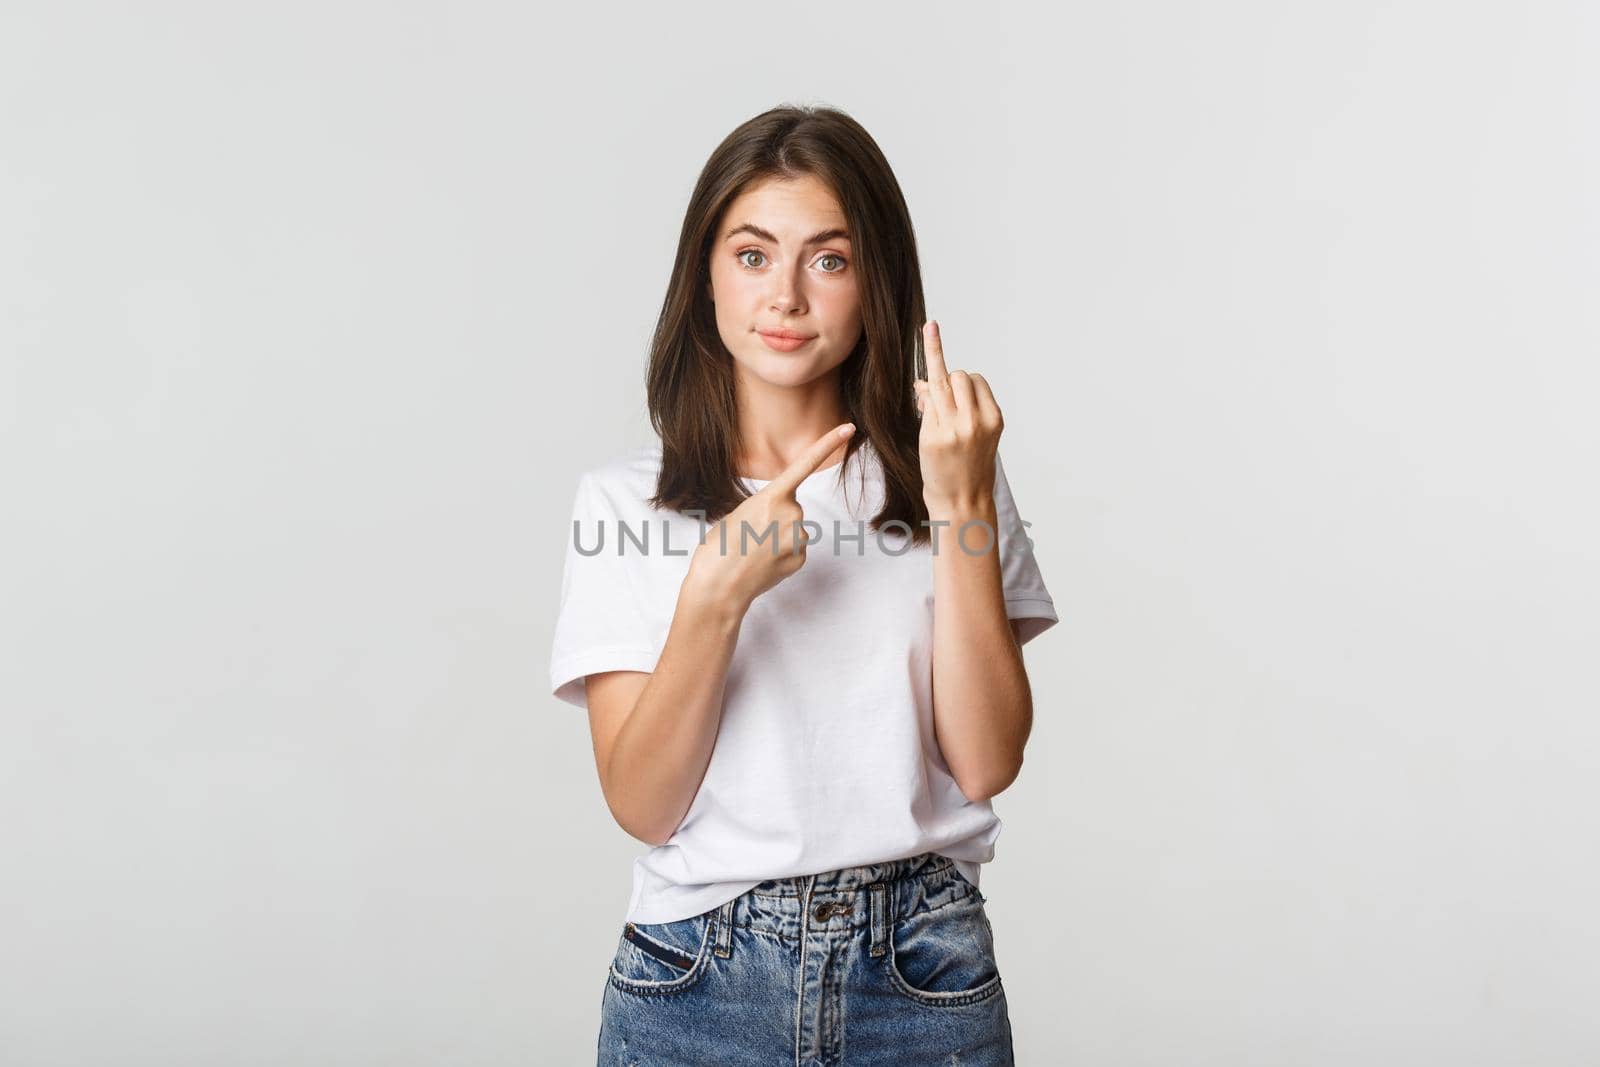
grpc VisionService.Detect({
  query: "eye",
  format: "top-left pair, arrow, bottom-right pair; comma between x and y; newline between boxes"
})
734,248 -> 849,274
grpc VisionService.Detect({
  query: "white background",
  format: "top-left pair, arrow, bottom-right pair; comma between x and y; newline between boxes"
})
3,2 -> 1596,1064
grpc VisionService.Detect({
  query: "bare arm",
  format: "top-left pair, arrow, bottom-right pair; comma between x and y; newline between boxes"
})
586,576 -> 745,846
928,495 -> 1033,803
583,422 -> 857,846
913,319 -> 1033,802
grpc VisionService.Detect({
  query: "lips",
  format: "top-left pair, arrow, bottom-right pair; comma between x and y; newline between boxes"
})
757,328 -> 815,340
758,331 -> 814,352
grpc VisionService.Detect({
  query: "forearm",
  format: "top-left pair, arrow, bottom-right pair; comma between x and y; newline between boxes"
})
930,493 -> 1033,800
604,576 -> 747,845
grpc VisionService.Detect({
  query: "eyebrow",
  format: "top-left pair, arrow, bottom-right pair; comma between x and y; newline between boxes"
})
723,222 -> 851,246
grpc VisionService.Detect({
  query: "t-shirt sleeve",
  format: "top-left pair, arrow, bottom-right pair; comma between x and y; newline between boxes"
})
548,471 -> 664,709
992,450 -> 1060,646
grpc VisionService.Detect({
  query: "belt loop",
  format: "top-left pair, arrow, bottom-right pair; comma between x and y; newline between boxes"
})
714,897 -> 735,958
869,882 -> 888,957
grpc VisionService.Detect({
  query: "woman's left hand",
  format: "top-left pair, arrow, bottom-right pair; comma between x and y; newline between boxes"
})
913,320 -> 1004,515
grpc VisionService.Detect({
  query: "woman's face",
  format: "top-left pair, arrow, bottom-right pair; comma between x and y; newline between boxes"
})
706,173 -> 863,390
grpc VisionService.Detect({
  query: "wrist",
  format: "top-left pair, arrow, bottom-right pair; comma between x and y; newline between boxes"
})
924,491 -> 997,525
681,566 -> 750,626
925,493 -> 999,558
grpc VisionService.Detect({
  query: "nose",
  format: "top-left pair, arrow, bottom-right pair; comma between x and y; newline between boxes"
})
768,262 -> 805,315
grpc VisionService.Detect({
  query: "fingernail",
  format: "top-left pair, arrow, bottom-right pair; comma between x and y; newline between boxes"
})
840,423 -> 856,436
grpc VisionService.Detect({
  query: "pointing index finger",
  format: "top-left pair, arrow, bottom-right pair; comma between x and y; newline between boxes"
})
764,422 -> 856,497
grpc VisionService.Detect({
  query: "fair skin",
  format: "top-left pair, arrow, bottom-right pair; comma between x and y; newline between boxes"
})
712,173 -> 862,478
913,321 -> 1034,798
583,174 -> 1033,846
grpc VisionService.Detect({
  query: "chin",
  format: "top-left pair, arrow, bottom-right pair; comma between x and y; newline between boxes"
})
737,349 -> 830,382
748,365 -> 817,388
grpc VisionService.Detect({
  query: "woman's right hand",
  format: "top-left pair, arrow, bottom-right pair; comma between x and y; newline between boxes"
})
685,422 -> 856,614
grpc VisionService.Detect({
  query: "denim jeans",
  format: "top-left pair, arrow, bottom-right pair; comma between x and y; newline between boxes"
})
597,850 -> 1014,1065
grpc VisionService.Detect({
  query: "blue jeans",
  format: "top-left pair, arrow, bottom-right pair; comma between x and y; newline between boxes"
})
597,851 -> 1015,1065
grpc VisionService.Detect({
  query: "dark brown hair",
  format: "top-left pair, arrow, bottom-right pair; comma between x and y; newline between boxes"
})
644,103 -> 933,545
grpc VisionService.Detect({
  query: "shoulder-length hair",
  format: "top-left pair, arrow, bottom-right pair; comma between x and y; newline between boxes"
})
645,103 -> 933,545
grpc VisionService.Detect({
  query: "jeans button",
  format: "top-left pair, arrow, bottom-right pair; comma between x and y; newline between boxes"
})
813,904 -> 831,921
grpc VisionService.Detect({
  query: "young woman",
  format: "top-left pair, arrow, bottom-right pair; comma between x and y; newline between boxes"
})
550,104 -> 1059,1065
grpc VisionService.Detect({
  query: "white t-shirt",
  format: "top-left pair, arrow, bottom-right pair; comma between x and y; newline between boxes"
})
549,436 -> 1059,924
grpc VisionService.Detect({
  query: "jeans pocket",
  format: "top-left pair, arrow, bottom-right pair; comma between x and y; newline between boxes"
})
884,891 -> 1004,1007
608,912 -> 715,996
